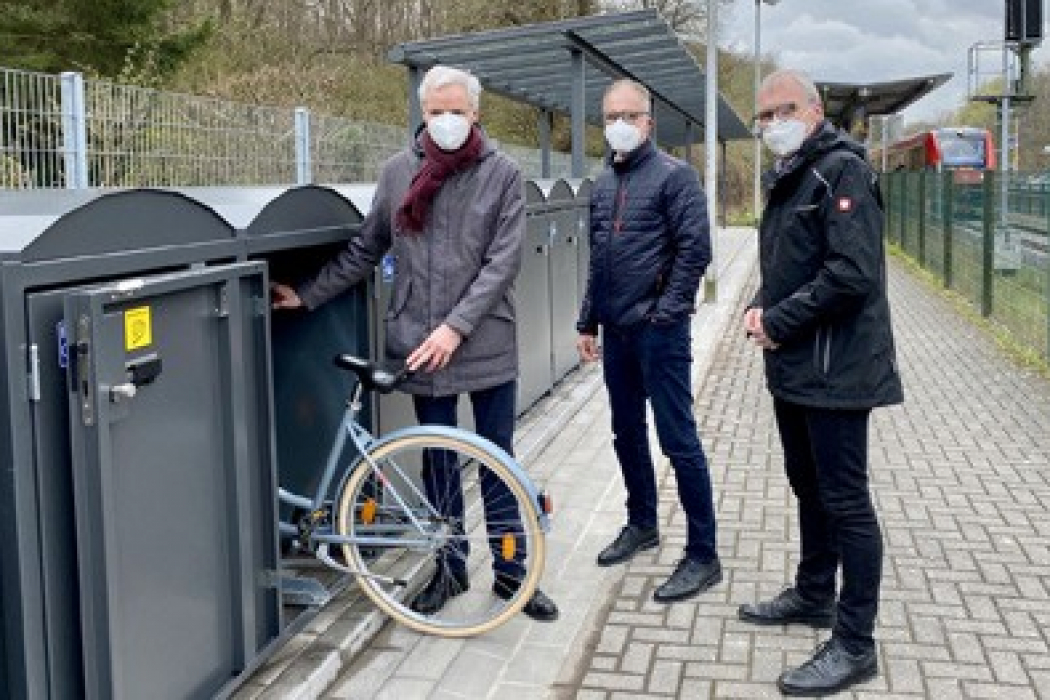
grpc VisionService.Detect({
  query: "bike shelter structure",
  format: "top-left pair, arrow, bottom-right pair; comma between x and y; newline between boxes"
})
0,188 -> 281,699
0,177 -> 590,698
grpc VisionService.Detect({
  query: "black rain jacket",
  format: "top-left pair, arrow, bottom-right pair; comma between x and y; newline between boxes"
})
752,121 -> 904,409
577,139 -> 711,332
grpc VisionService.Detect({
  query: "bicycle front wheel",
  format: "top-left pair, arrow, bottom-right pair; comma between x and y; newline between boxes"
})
336,430 -> 545,637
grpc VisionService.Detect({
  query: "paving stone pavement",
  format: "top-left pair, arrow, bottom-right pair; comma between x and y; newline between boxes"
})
236,228 -> 1050,699
566,259 -> 1050,698
233,227 -> 756,700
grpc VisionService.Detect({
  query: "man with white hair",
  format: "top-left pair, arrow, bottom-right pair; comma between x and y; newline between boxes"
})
272,65 -> 558,623
739,67 -> 902,696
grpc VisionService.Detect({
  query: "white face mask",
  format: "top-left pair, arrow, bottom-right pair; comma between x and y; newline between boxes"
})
762,118 -> 808,158
604,119 -> 644,154
428,112 -> 471,151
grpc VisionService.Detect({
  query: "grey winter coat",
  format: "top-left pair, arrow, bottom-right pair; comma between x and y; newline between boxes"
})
297,133 -> 525,396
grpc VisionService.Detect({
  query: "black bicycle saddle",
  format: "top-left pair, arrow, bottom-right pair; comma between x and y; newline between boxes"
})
333,354 -> 411,394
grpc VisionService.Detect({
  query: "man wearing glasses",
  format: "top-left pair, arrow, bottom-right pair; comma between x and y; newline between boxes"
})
739,68 -> 902,696
576,79 -> 721,604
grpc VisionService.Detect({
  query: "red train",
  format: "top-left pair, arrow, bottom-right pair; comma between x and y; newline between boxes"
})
870,127 -> 996,184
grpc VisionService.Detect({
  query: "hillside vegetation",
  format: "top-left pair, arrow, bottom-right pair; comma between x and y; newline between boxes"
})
7,1 -> 1047,209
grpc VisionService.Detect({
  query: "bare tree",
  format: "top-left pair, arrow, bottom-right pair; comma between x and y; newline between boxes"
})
600,0 -> 735,39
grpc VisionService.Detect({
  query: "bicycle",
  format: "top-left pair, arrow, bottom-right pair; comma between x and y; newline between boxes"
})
277,353 -> 552,638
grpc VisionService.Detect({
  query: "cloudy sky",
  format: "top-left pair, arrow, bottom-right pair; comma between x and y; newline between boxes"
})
720,0 -> 1049,125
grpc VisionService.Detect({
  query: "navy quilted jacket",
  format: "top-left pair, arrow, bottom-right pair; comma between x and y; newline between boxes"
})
577,139 -> 711,332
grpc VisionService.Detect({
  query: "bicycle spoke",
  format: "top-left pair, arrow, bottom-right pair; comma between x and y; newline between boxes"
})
336,431 -> 545,637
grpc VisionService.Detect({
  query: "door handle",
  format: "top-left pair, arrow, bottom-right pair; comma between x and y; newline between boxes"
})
109,383 -> 137,403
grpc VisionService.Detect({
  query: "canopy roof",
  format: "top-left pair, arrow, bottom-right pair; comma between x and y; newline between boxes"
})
387,9 -> 751,146
817,73 -> 952,132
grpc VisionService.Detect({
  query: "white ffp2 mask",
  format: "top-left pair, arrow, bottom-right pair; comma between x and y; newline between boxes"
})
428,113 -> 471,151
604,119 -> 644,154
762,118 -> 808,158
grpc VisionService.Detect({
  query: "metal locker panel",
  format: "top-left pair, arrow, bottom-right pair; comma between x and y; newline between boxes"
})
575,179 -> 593,307
24,288 -> 87,700
64,261 -> 277,700
21,285 -> 87,700
518,214 -> 554,412
270,286 -> 368,510
227,272 -> 283,663
549,220 -> 579,383
548,179 -> 581,384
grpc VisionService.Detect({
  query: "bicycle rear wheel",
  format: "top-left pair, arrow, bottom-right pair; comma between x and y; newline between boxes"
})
335,430 -> 545,637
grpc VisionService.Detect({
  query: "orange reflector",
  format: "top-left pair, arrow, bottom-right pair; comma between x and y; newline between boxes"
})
361,498 -> 377,525
501,533 -> 516,561
539,492 -> 553,515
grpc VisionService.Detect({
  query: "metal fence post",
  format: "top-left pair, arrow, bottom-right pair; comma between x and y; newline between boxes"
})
981,173 -> 995,317
900,173 -> 909,251
887,175 -> 896,244
943,171 -> 953,289
880,175 -> 889,242
60,71 -> 88,189
294,107 -> 311,185
917,170 -> 926,266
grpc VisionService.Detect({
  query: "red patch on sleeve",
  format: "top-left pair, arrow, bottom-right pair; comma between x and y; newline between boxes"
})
837,197 -> 853,213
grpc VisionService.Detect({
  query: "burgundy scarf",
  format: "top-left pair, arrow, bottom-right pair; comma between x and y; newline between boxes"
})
396,125 -> 484,233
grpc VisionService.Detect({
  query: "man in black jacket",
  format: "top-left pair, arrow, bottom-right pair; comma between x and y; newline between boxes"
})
576,78 -> 720,603
739,68 -> 903,696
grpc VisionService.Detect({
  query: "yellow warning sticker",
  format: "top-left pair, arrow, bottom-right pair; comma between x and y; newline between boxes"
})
124,307 -> 152,351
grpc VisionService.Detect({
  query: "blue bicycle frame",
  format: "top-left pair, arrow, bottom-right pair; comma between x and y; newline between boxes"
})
277,396 -> 551,551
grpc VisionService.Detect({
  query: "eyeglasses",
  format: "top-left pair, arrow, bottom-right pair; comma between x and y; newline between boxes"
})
753,102 -> 799,126
603,111 -> 649,124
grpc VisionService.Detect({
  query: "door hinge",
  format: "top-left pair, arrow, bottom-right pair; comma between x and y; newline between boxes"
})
27,344 -> 41,402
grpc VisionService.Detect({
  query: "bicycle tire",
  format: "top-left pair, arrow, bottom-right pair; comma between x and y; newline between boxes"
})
335,429 -> 545,637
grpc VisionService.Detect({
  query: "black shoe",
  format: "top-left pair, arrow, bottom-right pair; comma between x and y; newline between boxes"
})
737,587 -> 835,629
652,556 -> 722,602
596,524 -> 659,567
492,578 -> 559,622
777,638 -> 877,696
409,567 -> 469,615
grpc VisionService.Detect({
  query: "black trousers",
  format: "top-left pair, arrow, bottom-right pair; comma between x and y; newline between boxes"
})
412,380 -> 523,581
773,397 -> 883,654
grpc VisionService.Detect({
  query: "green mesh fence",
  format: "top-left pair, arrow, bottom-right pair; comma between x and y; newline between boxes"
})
881,170 -> 1050,363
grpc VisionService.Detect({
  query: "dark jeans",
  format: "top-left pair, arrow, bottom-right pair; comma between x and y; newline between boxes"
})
602,319 -> 718,563
412,380 -> 524,581
773,397 -> 883,654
